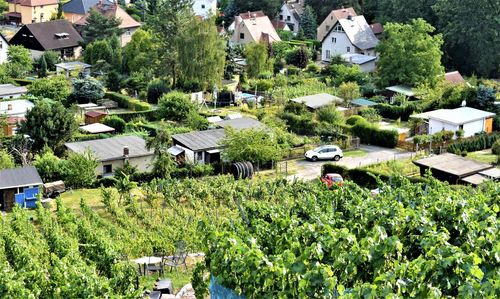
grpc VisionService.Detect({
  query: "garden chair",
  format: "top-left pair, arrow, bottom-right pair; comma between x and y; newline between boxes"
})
145,253 -> 166,275
164,241 -> 188,272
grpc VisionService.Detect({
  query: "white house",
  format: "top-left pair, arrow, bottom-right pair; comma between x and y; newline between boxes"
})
0,34 -> 9,64
65,136 -> 155,176
192,0 -> 217,18
411,107 -> 495,138
321,15 -> 378,62
277,0 -> 304,35
317,7 -> 357,41
229,11 -> 281,45
341,53 -> 376,72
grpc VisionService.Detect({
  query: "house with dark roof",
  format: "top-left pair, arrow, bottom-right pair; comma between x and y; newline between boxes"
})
5,0 -> 58,24
277,0 -> 304,35
9,20 -> 83,59
0,166 -> 43,211
73,2 -> 141,46
62,0 -> 113,22
317,7 -> 357,41
321,14 -> 379,61
65,135 -> 154,176
171,129 -> 226,164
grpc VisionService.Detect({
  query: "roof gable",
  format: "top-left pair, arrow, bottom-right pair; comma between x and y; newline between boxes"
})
319,7 -> 357,28
336,16 -> 378,50
237,12 -> 281,43
0,166 -> 43,189
74,3 -> 141,29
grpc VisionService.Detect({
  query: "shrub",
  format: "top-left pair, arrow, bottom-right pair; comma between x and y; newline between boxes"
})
103,115 -> 126,133
455,129 -> 465,139
447,133 -> 500,154
351,121 -> 398,148
28,75 -> 71,103
413,134 -> 431,145
306,63 -> 320,73
432,130 -> 454,143
147,80 -> 170,104
280,112 -> 316,135
104,92 -> 151,111
359,107 -> 382,123
346,115 -> 365,126
72,77 -> 105,104
316,105 -> 343,124
157,91 -> 196,122
492,139 -> 500,155
375,103 -> 416,121
285,47 -> 309,68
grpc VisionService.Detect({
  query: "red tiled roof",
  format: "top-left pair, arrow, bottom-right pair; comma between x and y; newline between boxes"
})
271,20 -> 288,30
75,3 -> 141,29
444,71 -> 465,84
332,7 -> 357,21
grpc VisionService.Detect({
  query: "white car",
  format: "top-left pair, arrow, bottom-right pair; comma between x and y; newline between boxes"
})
305,145 -> 343,162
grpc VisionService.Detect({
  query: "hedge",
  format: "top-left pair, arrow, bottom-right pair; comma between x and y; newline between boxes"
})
375,103 -> 416,121
351,121 -> 398,148
13,78 -> 34,86
321,163 -> 425,189
447,133 -> 500,154
105,92 -> 151,111
111,110 -> 157,122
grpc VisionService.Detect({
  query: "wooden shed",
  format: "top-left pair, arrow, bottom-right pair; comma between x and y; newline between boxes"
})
84,110 -> 108,125
0,166 -> 43,211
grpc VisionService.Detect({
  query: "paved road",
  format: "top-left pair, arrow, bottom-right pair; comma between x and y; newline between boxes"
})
288,145 -> 414,181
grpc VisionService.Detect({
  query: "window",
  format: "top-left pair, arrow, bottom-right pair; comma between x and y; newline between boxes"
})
325,25 -> 330,31
335,24 -> 343,32
347,46 -> 350,52
332,37 -> 336,43
103,164 -> 112,174
201,4 -> 205,8
0,41 -> 2,49
126,29 -> 131,35
459,124 -> 464,130
279,14 -> 283,20
196,152 -> 203,161
240,33 -> 244,39
286,16 -> 291,21
325,50 -> 331,59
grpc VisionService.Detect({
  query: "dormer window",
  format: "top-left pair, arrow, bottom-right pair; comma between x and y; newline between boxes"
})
334,24 -> 343,32
55,33 -> 69,40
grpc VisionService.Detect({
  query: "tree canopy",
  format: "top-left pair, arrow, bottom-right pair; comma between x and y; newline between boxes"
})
28,75 -> 71,103
221,127 -> 282,164
376,18 -> 444,87
82,9 -> 123,44
300,6 -> 318,40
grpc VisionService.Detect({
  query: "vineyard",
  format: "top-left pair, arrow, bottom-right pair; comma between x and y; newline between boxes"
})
199,177 -> 500,298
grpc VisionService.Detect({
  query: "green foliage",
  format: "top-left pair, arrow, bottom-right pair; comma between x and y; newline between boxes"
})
33,148 -> 64,182
38,55 -> 47,78
375,103 -> 417,121
157,91 -> 196,122
377,19 -> 444,87
492,140 -> 500,155
20,101 -> 78,152
413,134 -> 432,145
40,50 -> 60,71
245,42 -> 271,78
225,0 -> 281,18
84,39 -> 112,65
147,80 -> 170,104
285,46 -> 310,68
327,64 -> 365,86
338,81 -> 361,106
351,119 -> 399,147
358,107 -> 382,123
102,115 -> 126,133
316,105 -> 344,124
62,150 -> 99,188
82,9 -> 124,44
7,45 -> 32,78
432,130 -> 454,143
0,149 -> 15,170
191,262 -> 209,299
221,127 -> 282,164
271,78 -> 335,100
104,92 -> 152,112
346,115 -> 365,125
447,134 -> 499,155
299,5 -> 318,40
124,29 -> 158,74
71,77 -> 105,103
28,75 -> 71,103
105,70 -> 122,92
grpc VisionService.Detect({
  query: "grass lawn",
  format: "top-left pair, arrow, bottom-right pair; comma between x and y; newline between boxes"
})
343,149 -> 369,158
467,150 -> 497,164
364,158 -> 420,177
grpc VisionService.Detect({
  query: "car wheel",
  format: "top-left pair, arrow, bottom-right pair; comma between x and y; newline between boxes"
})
333,155 -> 340,161
311,156 -> 318,162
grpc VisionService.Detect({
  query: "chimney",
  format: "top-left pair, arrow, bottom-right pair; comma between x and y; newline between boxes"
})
7,104 -> 12,111
123,146 -> 129,157
235,15 -> 242,27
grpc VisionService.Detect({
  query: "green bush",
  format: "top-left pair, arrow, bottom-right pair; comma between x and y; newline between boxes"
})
104,92 -> 151,111
447,133 -> 499,154
351,120 -> 398,148
103,115 -> 126,133
316,105 -> 344,124
346,115 -> 365,125
491,139 -> 500,155
157,91 -> 195,122
375,103 -> 416,121
306,63 -> 320,73
432,130 -> 454,143
280,112 -> 316,135
147,80 -> 170,104
112,110 -> 156,122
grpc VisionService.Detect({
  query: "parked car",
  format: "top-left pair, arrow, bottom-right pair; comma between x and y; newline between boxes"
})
321,173 -> 344,188
305,145 -> 343,161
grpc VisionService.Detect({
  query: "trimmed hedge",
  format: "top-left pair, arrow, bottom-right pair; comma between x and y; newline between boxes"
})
321,163 -> 425,189
111,110 -> 157,122
105,92 -> 151,111
375,103 -> 416,121
351,121 -> 398,148
447,133 -> 500,154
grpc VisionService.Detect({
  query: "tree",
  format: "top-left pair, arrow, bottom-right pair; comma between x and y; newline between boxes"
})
33,148 -> 64,182
84,39 -> 113,67
433,0 -> 499,77
245,43 -> 271,78
82,8 -> 124,44
316,105 -> 344,124
102,115 -> 126,133
373,0 -> 437,24
7,45 -> 32,78
38,55 -> 47,78
39,51 -> 60,71
0,0 -> 8,13
285,46 -> 310,68
71,76 -> 105,103
147,80 -> 170,104
328,64 -> 366,86
62,150 -> 99,188
20,100 -> 78,153
300,6 -> 318,40
225,0 -> 282,20
0,149 -> 14,170
177,17 -> 225,90
376,19 -> 444,87
156,91 -> 196,121
106,70 -> 122,92
124,29 -> 158,74
221,127 -> 282,165
338,81 -> 361,107
28,75 -> 71,103
146,121 -> 176,179
471,85 -> 497,112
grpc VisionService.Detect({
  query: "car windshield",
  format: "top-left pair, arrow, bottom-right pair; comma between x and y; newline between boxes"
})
330,177 -> 343,182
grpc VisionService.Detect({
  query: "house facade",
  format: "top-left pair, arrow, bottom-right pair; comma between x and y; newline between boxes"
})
230,11 -> 281,45
9,20 -> 83,59
0,34 -> 9,64
5,0 -> 58,25
277,0 -> 304,35
65,136 -> 154,176
321,15 -> 378,61
317,7 -> 356,41
192,0 -> 217,18
0,166 -> 43,211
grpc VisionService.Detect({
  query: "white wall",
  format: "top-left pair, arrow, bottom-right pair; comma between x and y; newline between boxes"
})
429,119 -> 486,138
358,61 -> 376,72
278,4 -> 300,34
193,0 -> 217,18
463,120 -> 485,137
0,37 -> 8,64
96,155 -> 154,176
321,31 -> 353,61
429,119 -> 458,135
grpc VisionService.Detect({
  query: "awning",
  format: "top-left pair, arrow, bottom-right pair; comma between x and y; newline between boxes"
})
206,149 -> 221,154
5,12 -> 21,18
167,146 -> 185,156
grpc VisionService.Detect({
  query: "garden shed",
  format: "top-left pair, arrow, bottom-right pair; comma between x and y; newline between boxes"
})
0,166 -> 43,211
291,93 -> 344,110
84,110 -> 108,125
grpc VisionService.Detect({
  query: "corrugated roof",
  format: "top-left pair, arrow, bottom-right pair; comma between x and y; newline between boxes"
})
291,93 -> 344,110
172,129 -> 226,151
351,98 -> 377,106
337,16 -> 379,50
65,135 -> 153,161
18,20 -> 83,50
386,85 -> 415,97
0,84 -> 27,96
413,153 -> 493,177
215,117 -> 266,130
0,166 -> 43,189
341,53 -> 376,65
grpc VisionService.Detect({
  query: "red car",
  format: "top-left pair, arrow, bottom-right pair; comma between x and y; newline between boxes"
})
320,173 -> 344,188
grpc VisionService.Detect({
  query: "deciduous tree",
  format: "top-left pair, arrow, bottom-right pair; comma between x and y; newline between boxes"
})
7,45 -> 32,78
28,75 -> 71,103
71,76 -> 105,103
338,81 -> 361,107
221,127 -> 282,164
245,43 -> 271,78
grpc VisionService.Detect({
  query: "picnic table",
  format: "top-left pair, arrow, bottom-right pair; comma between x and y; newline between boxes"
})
134,256 -> 162,275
